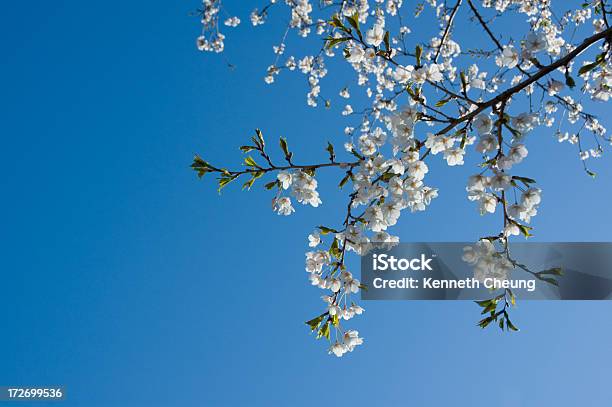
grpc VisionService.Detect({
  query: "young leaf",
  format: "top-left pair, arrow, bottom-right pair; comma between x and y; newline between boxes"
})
329,15 -> 348,32
512,176 -> 537,188
578,56 -> 604,76
338,172 -> 352,189
435,96 -> 453,107
218,174 -> 239,193
477,315 -> 494,328
481,301 -> 498,315
536,276 -> 559,286
504,312 -> 519,331
475,299 -> 493,308
242,171 -> 263,190
317,321 -> 331,340
326,142 -> 336,162
346,13 -> 360,33
240,145 -> 257,153
318,226 -> 339,234
415,45 -> 422,66
538,267 -> 563,276
508,289 -> 516,306
305,314 -> 326,331
325,36 -> 351,49
329,238 -> 342,258
244,156 -> 259,168
255,129 -> 265,149
279,137 -> 292,162
514,222 -> 533,238
191,155 -> 212,178
264,180 -> 280,190
349,148 -> 364,161
460,71 -> 468,90
303,167 -> 316,177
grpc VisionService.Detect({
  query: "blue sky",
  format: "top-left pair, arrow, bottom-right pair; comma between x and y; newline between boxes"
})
1,1 -> 611,406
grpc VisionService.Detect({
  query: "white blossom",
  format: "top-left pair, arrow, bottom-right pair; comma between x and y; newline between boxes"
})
274,197 -> 295,216
524,31 -> 548,54
365,24 -> 385,47
308,232 -> 321,247
498,45 -> 519,68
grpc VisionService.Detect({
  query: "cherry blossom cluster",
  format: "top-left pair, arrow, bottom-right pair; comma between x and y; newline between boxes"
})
196,0 -> 241,53
462,240 -> 514,283
273,170 -> 322,215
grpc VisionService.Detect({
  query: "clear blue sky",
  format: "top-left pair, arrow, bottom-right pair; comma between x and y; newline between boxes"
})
1,1 -> 611,406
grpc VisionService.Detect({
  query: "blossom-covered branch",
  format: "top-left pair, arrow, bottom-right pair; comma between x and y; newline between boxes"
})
193,0 -> 612,356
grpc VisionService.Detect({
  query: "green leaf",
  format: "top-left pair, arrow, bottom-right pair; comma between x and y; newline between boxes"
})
508,289 -> 516,306
406,85 -> 423,103
475,299 -> 493,308
504,123 -> 522,139
578,61 -> 599,76
504,312 -> 519,331
242,178 -> 256,190
512,176 -> 537,188
577,53 -> 605,76
242,171 -> 263,190
435,96 -> 453,107
514,222 -> 533,238
244,156 -> 259,168
346,12 -> 360,33
326,142 -> 335,162
481,301 -> 498,315
317,321 -> 331,340
459,133 -> 468,149
536,276 -> 559,286
380,172 -> 394,182
325,36 -> 351,49
415,45 -> 422,66
191,155 -> 212,178
218,174 -> 239,193
254,129 -> 265,149
329,15 -> 347,31
565,73 -> 576,89
264,180 -> 280,190
338,172 -> 352,189
305,314 -> 326,331
350,149 -> 364,162
383,31 -> 390,51
460,71 -> 468,90
318,226 -> 339,235
240,145 -> 257,153
329,238 -> 342,258
302,167 -> 316,177
477,315 -> 494,328
538,267 -> 563,276
279,137 -> 292,162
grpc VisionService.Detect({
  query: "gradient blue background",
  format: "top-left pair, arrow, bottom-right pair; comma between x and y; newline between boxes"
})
1,1 -> 611,406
